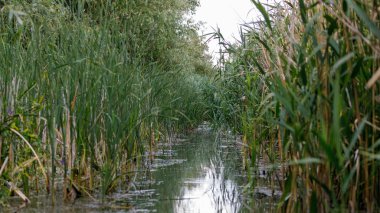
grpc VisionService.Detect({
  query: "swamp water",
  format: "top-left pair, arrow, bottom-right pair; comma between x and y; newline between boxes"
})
5,126 -> 280,212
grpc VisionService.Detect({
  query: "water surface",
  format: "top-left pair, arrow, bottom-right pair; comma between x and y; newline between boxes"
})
6,127 -> 279,212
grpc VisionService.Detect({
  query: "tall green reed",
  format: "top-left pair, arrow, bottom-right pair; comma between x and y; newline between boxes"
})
0,0 -> 212,201
211,0 -> 379,211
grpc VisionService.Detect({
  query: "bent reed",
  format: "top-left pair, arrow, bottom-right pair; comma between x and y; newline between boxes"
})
210,0 -> 379,212
0,0 -> 212,202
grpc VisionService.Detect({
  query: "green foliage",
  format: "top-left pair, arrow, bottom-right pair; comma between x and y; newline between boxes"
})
212,0 -> 380,211
0,0 -> 212,202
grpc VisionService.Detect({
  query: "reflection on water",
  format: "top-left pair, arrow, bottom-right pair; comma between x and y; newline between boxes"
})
123,126 -> 280,212
5,126 -> 280,212
175,164 -> 240,213
125,130 -> 247,213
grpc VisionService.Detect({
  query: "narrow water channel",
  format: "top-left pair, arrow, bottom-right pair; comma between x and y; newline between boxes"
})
6,125 -> 279,212
126,127 -> 245,212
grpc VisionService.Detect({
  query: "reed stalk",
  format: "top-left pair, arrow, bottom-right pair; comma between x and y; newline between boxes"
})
211,0 -> 380,211
0,0 -> 212,203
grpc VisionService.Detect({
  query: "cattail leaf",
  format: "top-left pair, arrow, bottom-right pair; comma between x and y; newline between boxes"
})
328,37 -> 340,55
310,191 -> 318,213
319,130 -> 340,170
351,57 -> 364,79
251,34 -> 272,54
277,172 -> 292,209
324,14 -> 338,36
251,57 -> 266,75
299,0 -> 308,24
251,0 -> 272,31
284,1 -> 294,8
345,116 -> 367,159
369,139 -> 380,151
300,64 -> 307,86
345,0 -> 380,39
332,52 -> 355,74
309,175 -> 336,204
342,164 -> 357,194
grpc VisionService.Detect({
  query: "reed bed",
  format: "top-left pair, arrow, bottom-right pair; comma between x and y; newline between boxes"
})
211,0 -> 379,211
0,0 -> 212,202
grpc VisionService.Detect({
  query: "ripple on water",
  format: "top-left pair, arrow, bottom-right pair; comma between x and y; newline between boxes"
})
5,129 -> 280,213
150,158 -> 187,169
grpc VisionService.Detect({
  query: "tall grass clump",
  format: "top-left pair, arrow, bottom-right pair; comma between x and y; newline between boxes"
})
0,0 -> 212,202
211,0 -> 379,211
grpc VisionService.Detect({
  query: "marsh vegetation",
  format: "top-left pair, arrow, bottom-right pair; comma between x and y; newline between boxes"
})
0,0 -> 379,212
211,0 -> 380,211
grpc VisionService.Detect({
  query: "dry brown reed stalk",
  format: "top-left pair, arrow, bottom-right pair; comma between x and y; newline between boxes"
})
10,128 -> 50,193
214,0 -> 380,211
0,137 -> 2,166
0,157 -> 8,176
0,0 -> 212,205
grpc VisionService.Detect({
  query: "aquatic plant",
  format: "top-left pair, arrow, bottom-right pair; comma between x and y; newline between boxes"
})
0,0 -> 212,202
211,0 -> 380,211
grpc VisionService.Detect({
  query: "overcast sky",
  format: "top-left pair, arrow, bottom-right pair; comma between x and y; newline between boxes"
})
193,0 -> 256,62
